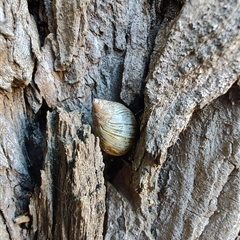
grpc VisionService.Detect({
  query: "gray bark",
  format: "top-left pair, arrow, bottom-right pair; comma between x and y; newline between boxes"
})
29,108 -> 105,239
0,0 -> 239,239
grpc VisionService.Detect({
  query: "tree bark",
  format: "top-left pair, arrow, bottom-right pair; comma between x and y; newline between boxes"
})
0,0 -> 239,239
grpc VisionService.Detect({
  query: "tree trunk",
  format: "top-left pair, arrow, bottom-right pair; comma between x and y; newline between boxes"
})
0,0 -> 239,239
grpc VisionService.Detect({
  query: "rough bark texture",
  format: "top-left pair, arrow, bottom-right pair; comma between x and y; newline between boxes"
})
29,108 -> 105,239
0,0 -> 239,239
106,94 -> 240,239
144,0 -> 240,159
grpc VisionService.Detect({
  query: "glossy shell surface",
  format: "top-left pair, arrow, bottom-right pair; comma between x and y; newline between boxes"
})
92,99 -> 137,156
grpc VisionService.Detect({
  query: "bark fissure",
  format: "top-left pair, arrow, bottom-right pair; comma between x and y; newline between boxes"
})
0,0 -> 239,239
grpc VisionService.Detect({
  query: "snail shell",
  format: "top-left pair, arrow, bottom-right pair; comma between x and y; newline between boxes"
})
92,98 -> 137,156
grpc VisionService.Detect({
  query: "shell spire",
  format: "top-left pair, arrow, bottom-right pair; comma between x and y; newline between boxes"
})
92,98 -> 137,156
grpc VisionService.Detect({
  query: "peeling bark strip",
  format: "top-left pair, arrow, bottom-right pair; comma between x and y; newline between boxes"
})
143,0 -> 240,159
52,0 -> 90,70
29,108 -> 106,239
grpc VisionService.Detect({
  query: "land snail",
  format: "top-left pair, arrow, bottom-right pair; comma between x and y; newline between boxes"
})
92,98 -> 137,156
